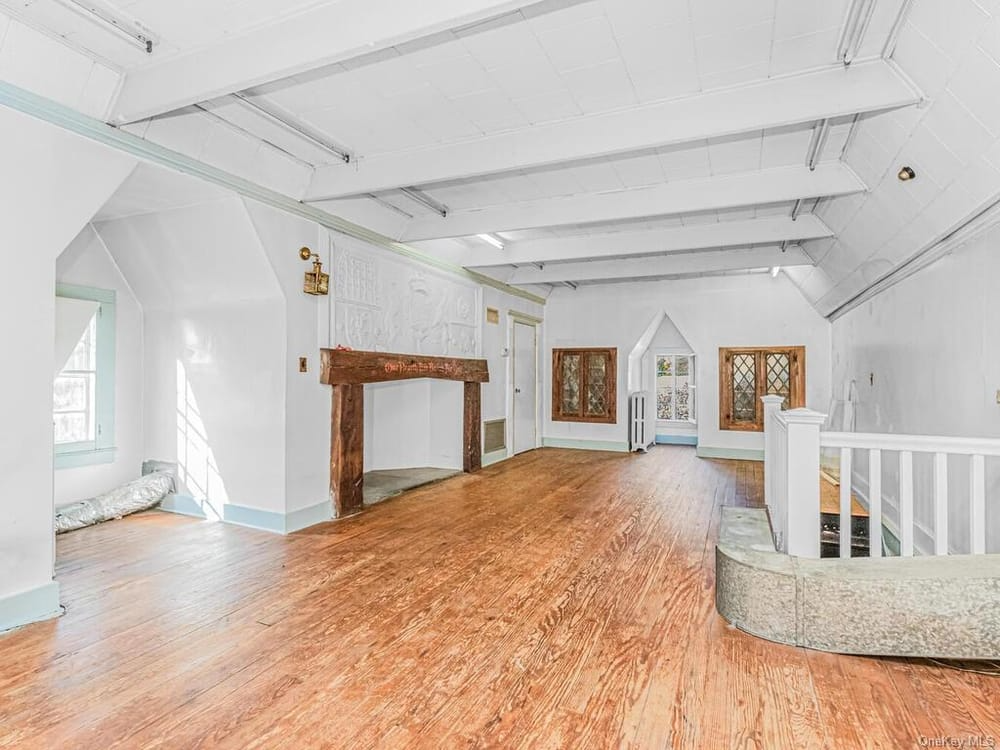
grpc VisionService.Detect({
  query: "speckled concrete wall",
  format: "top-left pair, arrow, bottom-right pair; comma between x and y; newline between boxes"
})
716,507 -> 1000,659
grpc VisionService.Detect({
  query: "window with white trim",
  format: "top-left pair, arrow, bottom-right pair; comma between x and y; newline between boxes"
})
54,285 -> 116,468
656,354 -> 695,422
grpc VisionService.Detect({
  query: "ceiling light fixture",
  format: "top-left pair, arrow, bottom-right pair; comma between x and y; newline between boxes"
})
55,0 -> 157,53
477,233 -> 505,250
805,119 -> 830,171
898,166 -> 916,181
232,93 -> 351,163
790,198 -> 804,221
837,0 -> 876,66
399,187 -> 448,218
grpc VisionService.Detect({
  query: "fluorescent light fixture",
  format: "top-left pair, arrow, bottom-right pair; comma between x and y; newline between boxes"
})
805,119 -> 830,171
477,233 -> 505,250
232,93 -> 351,163
399,187 -> 448,218
56,0 -> 158,53
837,0 -> 876,65
771,266 -> 781,278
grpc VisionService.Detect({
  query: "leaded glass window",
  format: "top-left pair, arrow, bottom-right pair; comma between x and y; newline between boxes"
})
552,348 -> 617,424
719,347 -> 805,431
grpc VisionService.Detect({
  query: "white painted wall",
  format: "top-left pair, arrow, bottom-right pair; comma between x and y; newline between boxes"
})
95,197 -> 288,518
832,226 -> 1000,553
543,274 -> 831,456
0,107 -> 135,626
54,225 -> 144,505
243,200 -> 330,514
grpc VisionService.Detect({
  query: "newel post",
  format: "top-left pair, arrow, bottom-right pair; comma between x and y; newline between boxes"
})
761,395 -> 784,512
781,408 -> 827,559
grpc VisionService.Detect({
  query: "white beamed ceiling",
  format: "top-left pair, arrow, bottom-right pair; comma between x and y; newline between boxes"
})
24,0 -> 1000,310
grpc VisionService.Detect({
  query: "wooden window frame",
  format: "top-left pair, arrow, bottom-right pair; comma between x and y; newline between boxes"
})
552,347 -> 617,424
719,346 -> 805,432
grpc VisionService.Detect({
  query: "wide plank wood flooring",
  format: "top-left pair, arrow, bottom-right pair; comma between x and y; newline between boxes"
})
2,447 -> 998,748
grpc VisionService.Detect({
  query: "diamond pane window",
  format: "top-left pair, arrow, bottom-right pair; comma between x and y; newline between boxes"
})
732,354 -> 757,422
561,354 -> 581,415
719,347 -> 805,431
584,353 -> 607,416
765,353 -> 791,409
553,348 -> 617,424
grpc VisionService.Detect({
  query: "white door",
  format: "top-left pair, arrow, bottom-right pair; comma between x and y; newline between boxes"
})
512,320 -> 537,454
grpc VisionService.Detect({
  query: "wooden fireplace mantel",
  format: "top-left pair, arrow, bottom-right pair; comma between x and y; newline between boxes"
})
320,349 -> 490,517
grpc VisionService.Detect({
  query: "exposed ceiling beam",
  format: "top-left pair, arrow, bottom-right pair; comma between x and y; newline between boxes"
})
467,216 -> 832,266
505,246 -> 813,285
306,60 -> 919,200
401,163 -> 864,241
110,0 -> 561,124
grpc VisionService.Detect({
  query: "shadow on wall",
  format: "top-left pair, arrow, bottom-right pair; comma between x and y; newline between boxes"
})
175,360 -> 227,520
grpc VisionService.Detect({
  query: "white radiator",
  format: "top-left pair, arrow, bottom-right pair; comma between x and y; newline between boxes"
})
629,391 -> 655,452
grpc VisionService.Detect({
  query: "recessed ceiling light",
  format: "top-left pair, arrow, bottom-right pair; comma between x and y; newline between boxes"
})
477,233 -> 505,250
898,166 -> 916,181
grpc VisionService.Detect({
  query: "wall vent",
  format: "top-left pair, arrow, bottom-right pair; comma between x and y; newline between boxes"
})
484,419 -> 506,453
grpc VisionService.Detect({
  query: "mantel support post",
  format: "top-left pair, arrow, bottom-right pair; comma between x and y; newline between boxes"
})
331,383 -> 364,517
464,381 -> 482,473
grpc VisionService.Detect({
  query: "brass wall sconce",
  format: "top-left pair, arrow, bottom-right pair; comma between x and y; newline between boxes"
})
299,247 -> 329,295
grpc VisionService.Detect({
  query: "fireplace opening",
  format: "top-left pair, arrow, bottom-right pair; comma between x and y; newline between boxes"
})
362,379 -> 463,505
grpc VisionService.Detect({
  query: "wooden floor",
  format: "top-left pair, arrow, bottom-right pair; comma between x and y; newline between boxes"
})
2,447 -> 998,749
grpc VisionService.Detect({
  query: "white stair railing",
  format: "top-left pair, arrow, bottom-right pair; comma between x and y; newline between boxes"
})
763,394 -> 1000,559
818,432 -> 1000,557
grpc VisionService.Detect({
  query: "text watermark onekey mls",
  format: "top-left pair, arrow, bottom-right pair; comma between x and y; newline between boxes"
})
918,736 -> 997,749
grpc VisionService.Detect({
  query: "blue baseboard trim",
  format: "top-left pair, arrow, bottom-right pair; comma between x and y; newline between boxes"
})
159,493 -> 210,519
0,581 -> 61,633
542,438 -> 629,453
285,501 -> 333,533
482,449 -> 509,467
696,446 -> 764,462
223,501 -> 332,534
655,435 -> 698,446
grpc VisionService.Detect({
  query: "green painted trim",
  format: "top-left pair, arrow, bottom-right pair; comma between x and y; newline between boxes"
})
222,501 -> 332,534
159,493 -> 210,519
55,283 -> 115,304
542,438 -> 629,453
286,501 -> 333,533
656,435 -> 698,446
54,446 -> 116,469
0,581 -> 61,633
482,449 -> 509,467
696,446 -> 764,462
0,80 -> 545,307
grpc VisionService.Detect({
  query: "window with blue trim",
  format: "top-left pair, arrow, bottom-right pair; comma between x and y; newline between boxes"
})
54,285 -> 116,469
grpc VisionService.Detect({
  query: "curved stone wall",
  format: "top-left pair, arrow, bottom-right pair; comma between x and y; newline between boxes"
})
716,507 -> 1000,659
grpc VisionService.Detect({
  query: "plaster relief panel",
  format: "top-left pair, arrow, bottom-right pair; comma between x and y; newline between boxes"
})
330,233 -> 482,357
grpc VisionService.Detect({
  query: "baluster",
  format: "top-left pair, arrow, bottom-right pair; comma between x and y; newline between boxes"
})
971,454 -> 986,555
868,449 -> 881,558
839,447 -> 852,558
934,452 -> 948,555
899,451 -> 913,556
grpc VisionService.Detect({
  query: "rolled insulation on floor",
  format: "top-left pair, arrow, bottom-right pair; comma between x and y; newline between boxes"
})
54,472 -> 175,534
